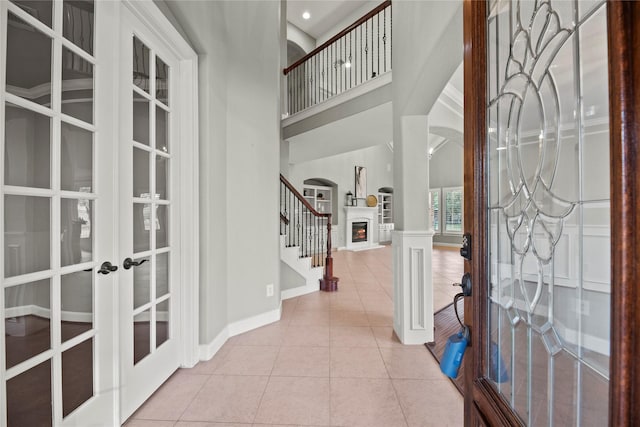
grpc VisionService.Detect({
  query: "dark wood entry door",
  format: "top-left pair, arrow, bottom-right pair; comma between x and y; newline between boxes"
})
462,1 -> 640,425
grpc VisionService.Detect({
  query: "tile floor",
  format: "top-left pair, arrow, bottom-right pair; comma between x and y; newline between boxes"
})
125,245 -> 464,427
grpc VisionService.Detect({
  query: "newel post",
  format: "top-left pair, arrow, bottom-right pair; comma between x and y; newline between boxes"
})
320,214 -> 339,292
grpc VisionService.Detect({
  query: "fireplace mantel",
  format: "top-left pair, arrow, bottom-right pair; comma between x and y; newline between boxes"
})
344,206 -> 382,251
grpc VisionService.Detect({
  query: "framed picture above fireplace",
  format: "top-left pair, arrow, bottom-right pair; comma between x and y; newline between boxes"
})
355,166 -> 367,199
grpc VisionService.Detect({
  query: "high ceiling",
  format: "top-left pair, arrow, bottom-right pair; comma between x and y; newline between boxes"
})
287,0 -> 371,40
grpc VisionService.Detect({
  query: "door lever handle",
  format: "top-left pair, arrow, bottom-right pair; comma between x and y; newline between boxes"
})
98,261 -> 118,275
123,257 -> 147,270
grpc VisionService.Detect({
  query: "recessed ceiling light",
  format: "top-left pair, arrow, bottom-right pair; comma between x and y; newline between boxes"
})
344,61 -> 352,68
302,11 -> 311,20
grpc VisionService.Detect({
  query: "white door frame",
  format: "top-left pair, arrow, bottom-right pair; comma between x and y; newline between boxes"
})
121,0 -> 199,371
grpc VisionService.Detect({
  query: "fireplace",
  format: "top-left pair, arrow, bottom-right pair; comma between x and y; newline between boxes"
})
352,222 -> 368,243
344,206 -> 382,251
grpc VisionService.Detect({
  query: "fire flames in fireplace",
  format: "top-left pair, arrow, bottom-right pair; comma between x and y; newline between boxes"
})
352,222 -> 368,243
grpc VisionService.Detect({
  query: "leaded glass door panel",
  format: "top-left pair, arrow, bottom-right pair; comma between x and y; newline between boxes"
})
460,0 -> 636,425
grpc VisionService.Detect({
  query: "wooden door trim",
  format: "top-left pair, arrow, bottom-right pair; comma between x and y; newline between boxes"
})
607,2 -> 640,425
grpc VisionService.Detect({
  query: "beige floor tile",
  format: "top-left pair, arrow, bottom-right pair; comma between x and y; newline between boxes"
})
331,378 -> 407,427
131,372 -> 209,421
354,280 -> 384,292
283,325 -> 330,347
296,293 -> 332,311
393,379 -> 464,427
124,420 -> 176,427
176,422 -> 251,427
357,290 -> 391,300
185,345 -> 232,375
366,310 -> 394,326
330,297 -> 364,312
271,346 -> 330,377
330,347 -> 388,378
254,377 -> 330,426
380,348 -> 443,379
181,375 -> 268,423
213,346 -> 279,376
330,326 -> 377,347
289,309 -> 330,326
361,297 -> 394,312
330,310 -> 370,326
227,323 -> 287,346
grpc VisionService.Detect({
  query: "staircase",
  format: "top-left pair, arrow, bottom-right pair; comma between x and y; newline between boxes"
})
280,175 -> 338,299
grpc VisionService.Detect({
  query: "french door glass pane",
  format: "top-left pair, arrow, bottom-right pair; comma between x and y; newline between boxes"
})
10,0 -> 53,27
4,195 -> 51,277
156,155 -> 169,200
61,338 -> 94,417
486,0 -> 610,425
133,91 -> 150,145
6,13 -> 52,106
61,198 -> 93,266
133,37 -> 150,93
61,270 -> 93,342
62,0 -> 94,55
61,122 -> 93,191
61,47 -> 94,124
156,252 -> 169,298
133,147 -> 150,197
156,205 -> 168,249
134,309 -> 151,364
156,56 -> 169,105
156,106 -> 168,152
7,359 -> 52,427
4,279 -> 51,369
4,103 -> 51,189
133,203 -> 151,252
156,298 -> 169,348
133,257 -> 151,309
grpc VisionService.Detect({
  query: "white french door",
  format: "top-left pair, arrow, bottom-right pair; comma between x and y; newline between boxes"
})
1,1 -> 196,425
117,6 -> 182,422
0,0 -> 119,425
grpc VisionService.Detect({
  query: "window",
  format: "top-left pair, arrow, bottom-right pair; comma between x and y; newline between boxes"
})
429,189 -> 440,232
443,187 -> 463,234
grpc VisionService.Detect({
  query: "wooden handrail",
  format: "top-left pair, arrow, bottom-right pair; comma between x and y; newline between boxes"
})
280,174 -> 331,218
280,213 -> 289,225
283,0 -> 391,75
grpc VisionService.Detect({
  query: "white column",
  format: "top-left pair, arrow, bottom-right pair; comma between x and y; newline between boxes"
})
392,115 -> 433,344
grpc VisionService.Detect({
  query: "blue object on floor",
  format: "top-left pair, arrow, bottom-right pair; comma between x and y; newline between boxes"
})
440,330 -> 468,379
489,341 -> 509,383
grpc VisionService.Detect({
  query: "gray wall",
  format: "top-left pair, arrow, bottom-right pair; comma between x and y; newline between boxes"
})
161,0 -> 281,343
288,144 -> 393,248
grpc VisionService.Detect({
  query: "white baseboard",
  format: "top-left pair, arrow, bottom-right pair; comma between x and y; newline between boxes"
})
228,303 -> 282,336
198,326 -> 230,361
281,282 -> 319,300
198,303 -> 282,361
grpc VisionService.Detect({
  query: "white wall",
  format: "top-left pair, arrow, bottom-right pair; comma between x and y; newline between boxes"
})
287,22 -> 315,54
161,0 -> 281,343
288,144 -> 393,248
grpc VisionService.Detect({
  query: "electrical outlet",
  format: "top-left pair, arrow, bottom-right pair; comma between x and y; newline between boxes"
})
266,283 -> 274,297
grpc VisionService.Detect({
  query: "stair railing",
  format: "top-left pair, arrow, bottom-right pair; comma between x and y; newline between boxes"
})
280,175 -> 338,292
283,0 -> 392,116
